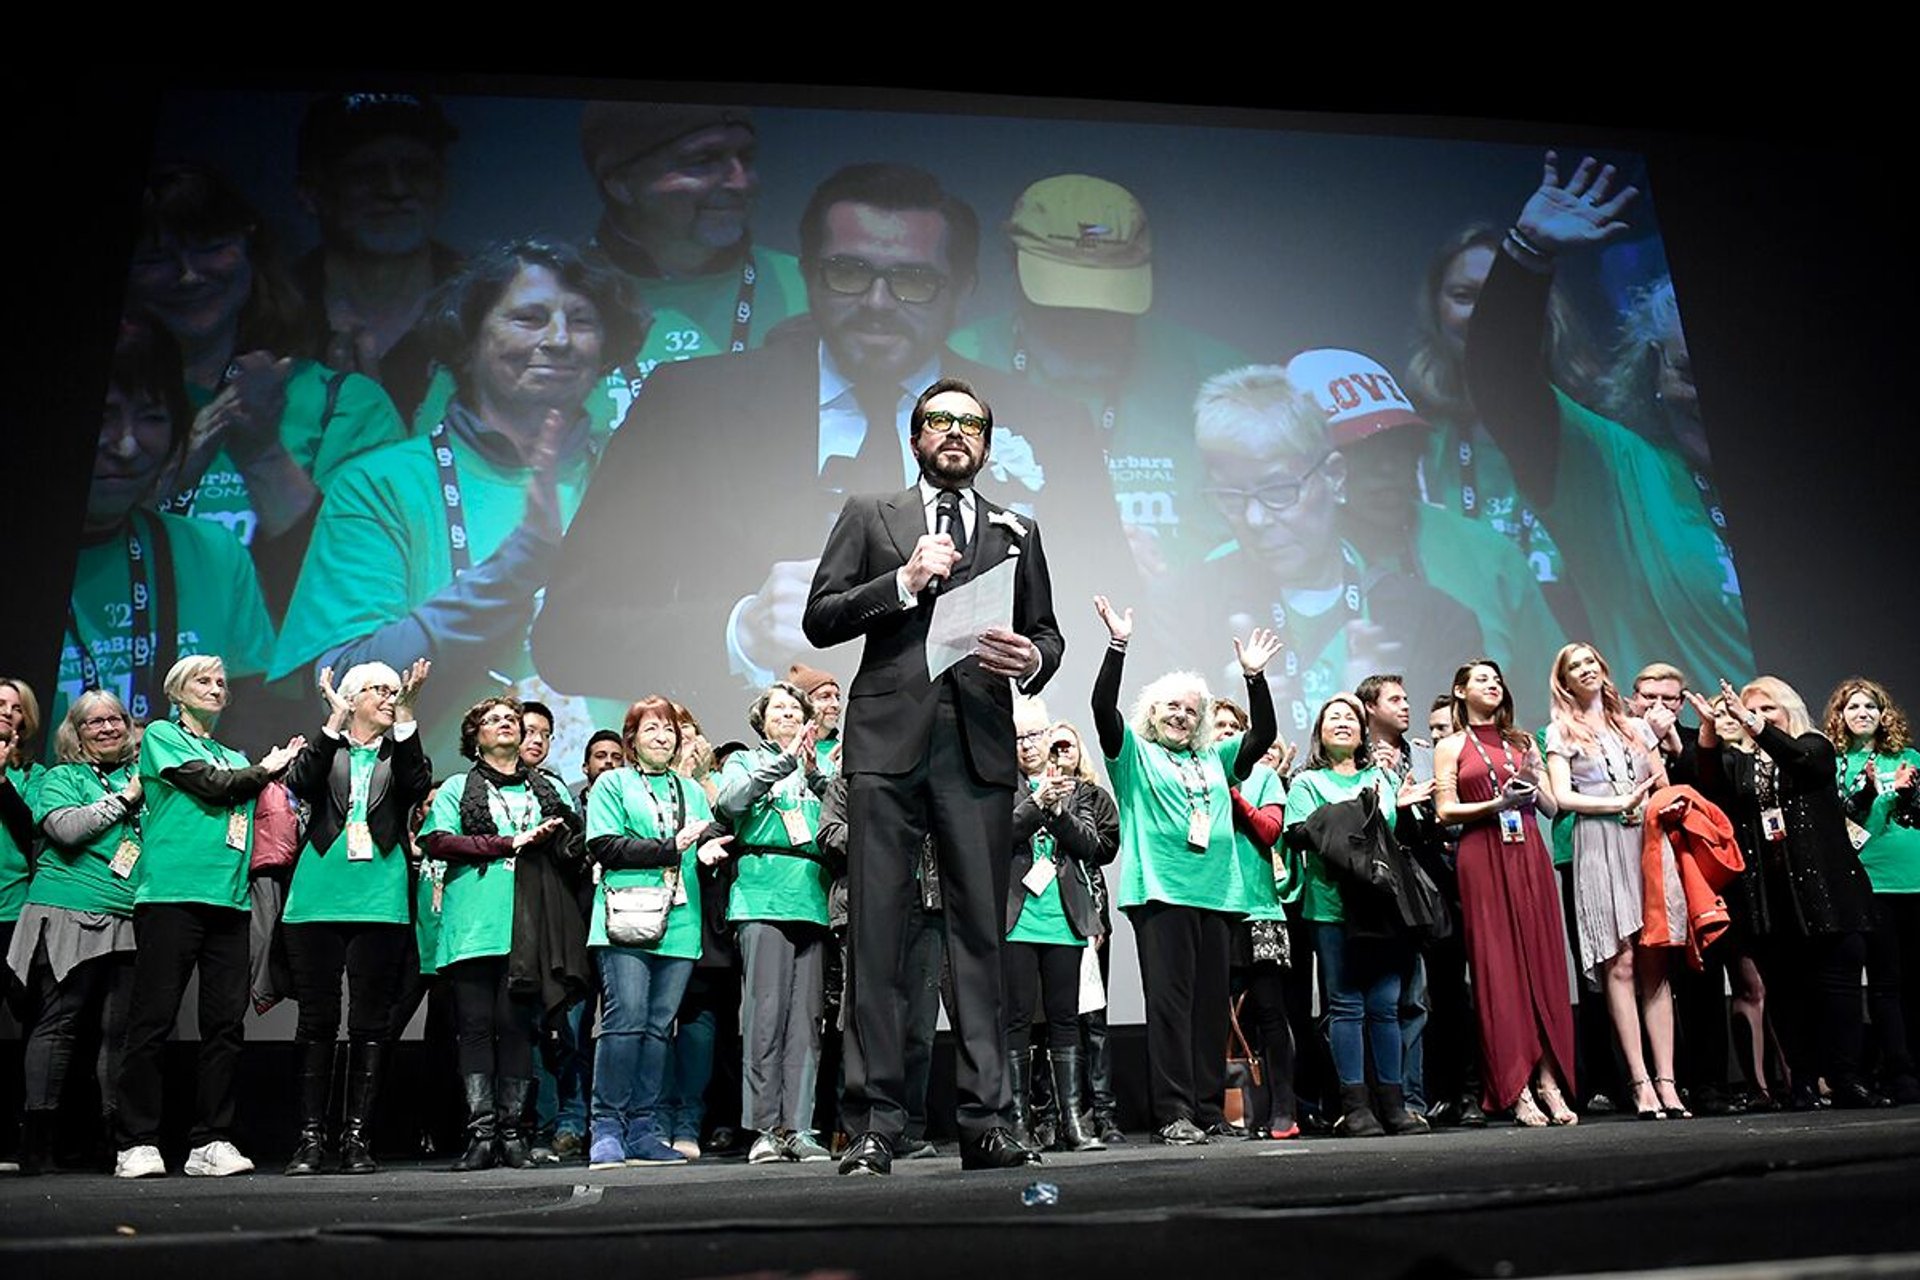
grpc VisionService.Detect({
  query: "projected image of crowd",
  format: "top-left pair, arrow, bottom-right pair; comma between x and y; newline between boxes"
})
3,92 -> 1911,1179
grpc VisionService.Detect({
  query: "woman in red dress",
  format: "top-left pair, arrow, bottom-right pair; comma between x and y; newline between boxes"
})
1434,659 -> 1577,1127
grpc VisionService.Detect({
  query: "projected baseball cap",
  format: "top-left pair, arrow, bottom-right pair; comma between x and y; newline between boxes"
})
1006,175 -> 1152,316
297,92 -> 458,174
1284,348 -> 1428,447
580,102 -> 755,179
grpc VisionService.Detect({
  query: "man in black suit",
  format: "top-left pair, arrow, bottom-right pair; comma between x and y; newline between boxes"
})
531,162 -> 1131,717
804,376 -> 1060,1174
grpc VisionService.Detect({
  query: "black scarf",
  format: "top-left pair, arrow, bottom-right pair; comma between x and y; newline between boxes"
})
457,760 -> 578,838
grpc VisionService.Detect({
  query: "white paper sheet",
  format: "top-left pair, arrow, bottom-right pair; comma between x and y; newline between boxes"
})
925,560 -> 1016,681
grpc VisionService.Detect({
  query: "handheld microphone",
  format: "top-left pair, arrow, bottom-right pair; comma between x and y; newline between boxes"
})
930,489 -> 961,597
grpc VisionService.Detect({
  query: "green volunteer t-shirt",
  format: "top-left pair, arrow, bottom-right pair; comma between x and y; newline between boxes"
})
1235,763 -> 1290,923
283,737 -> 410,925
1009,777 -> 1087,947
950,312 -> 1248,576
135,720 -> 254,911
1281,765 -> 1396,925
420,773 -> 564,966
1400,506 -> 1566,724
412,250 -> 811,438
1422,416 -> 1567,588
27,761 -> 138,917
719,746 -> 829,926
1540,389 -> 1753,687
173,360 -> 408,547
269,426 -> 597,770
585,767 -> 711,959
55,511 -> 275,738
1841,747 -> 1920,894
1109,724 -> 1242,912
1,762 -> 48,922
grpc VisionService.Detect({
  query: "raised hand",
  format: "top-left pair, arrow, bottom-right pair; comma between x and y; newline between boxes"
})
397,659 -> 431,713
1893,762 -> 1918,793
1643,702 -> 1677,743
219,351 -> 295,462
674,821 -> 710,852
1397,774 -> 1436,808
261,736 -> 307,775
317,666 -> 352,722
521,409 -> 569,544
1093,595 -> 1134,643
739,557 -> 822,676
788,722 -> 820,769
1515,151 -> 1640,256
1234,625 -> 1283,677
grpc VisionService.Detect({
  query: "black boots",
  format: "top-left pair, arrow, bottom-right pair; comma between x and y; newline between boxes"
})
339,1042 -> 382,1174
451,1073 -> 498,1172
496,1077 -> 534,1169
285,1041 -> 334,1175
18,1110 -> 56,1176
1007,1050 -> 1035,1149
1375,1083 -> 1431,1135
1047,1048 -> 1106,1152
1334,1082 -> 1384,1138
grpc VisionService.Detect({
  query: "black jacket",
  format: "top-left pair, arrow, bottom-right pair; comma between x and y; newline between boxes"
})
1287,787 -> 1444,941
284,726 -> 434,860
1005,779 -> 1120,939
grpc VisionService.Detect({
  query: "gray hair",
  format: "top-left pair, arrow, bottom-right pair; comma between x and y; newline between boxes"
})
338,662 -> 403,703
53,689 -> 141,765
1129,670 -> 1212,748
162,654 -> 225,705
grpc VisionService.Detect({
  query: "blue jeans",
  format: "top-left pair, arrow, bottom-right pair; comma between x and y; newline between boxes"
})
591,948 -> 694,1147
658,1002 -> 717,1143
1313,924 -> 1408,1089
1400,952 -> 1430,1108
536,999 -> 592,1139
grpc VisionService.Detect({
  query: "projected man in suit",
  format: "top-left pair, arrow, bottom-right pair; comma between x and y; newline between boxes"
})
532,163 -> 1131,714
804,376 -> 1060,1174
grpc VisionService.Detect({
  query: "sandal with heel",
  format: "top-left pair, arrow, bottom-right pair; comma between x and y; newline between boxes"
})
1653,1077 -> 1693,1119
1629,1077 -> 1665,1121
1535,1082 -> 1579,1126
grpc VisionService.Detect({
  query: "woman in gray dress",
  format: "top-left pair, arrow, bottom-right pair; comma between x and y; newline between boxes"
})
1543,643 -> 1680,1120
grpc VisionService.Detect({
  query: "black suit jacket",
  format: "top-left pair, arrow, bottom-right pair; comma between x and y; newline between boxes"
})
532,333 -> 1131,715
802,487 -> 1061,787
284,726 -> 434,858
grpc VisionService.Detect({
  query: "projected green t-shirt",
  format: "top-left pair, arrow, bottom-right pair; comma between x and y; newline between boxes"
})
170,361 -> 408,547
268,425 -> 598,770
1539,389 -> 1751,686
55,511 -> 275,734
1423,417 -> 1568,589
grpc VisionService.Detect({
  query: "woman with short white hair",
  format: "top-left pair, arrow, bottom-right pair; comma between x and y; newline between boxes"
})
113,655 -> 305,1179
1091,595 -> 1280,1145
7,691 -> 142,1174
280,659 -> 435,1175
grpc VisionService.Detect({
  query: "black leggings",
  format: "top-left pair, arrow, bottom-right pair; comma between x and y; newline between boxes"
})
24,948 -> 134,1115
1003,941 -> 1083,1050
1130,902 -> 1233,1126
1239,960 -> 1296,1126
1760,929 -> 1867,1089
443,955 -> 541,1079
282,920 -> 408,1044
1866,892 -> 1920,1081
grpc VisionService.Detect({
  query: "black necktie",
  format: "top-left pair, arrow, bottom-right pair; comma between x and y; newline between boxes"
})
936,488 -> 968,559
841,382 -> 906,496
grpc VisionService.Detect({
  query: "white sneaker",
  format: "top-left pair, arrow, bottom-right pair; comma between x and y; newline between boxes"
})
115,1145 -> 167,1179
184,1140 -> 255,1177
785,1131 -> 832,1162
747,1132 -> 785,1164
669,1138 -> 702,1161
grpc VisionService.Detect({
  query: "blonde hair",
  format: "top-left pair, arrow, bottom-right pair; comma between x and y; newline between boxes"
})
1633,661 -> 1687,692
1194,365 -> 1328,463
53,690 -> 142,766
1129,671 -> 1212,748
162,654 -> 226,706
0,677 -> 42,766
1048,721 -> 1103,784
1548,643 -> 1643,760
1741,676 -> 1813,739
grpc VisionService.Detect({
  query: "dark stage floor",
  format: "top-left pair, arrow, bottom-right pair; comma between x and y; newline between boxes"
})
6,1109 -> 1920,1279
